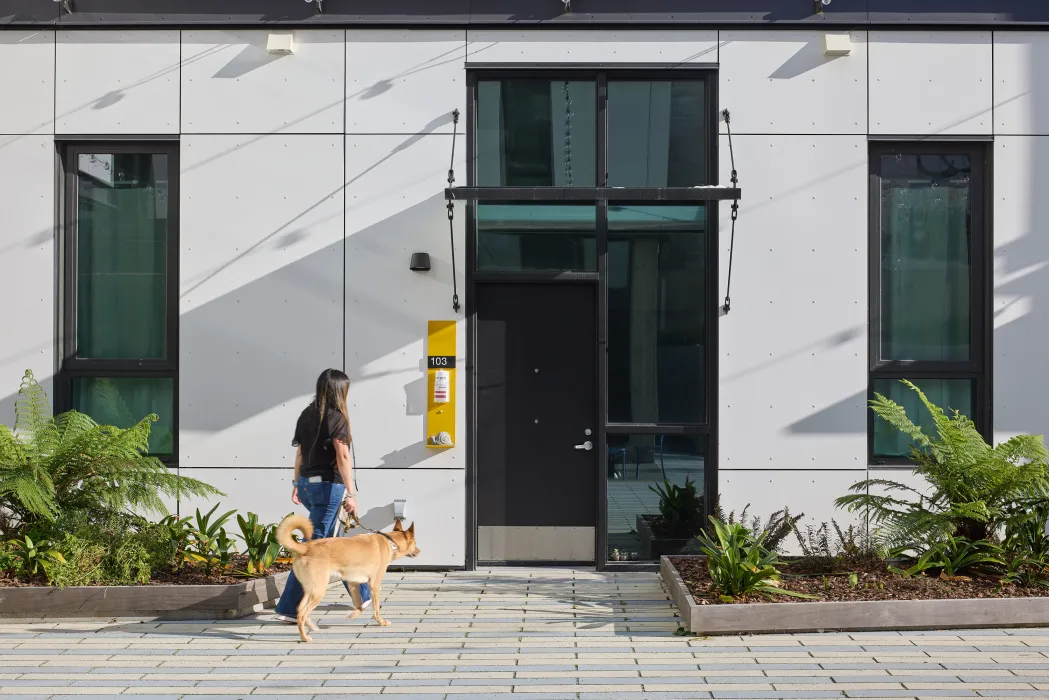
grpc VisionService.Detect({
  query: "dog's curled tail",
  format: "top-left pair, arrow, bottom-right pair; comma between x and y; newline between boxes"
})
276,514 -> 313,556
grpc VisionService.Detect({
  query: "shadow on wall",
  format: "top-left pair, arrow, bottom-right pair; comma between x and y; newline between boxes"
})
772,37 -> 1049,439
1,36 -> 468,474
211,43 -> 286,80
768,37 -> 848,80
787,213 -> 1049,438
356,502 -> 401,532
179,193 -> 453,427
0,191 -> 455,471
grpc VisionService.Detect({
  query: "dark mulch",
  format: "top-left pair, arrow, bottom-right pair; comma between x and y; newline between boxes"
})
149,556 -> 292,586
669,555 -> 1049,604
0,555 -> 291,588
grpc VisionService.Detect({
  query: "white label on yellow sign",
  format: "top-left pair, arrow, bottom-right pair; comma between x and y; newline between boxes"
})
433,369 -> 450,403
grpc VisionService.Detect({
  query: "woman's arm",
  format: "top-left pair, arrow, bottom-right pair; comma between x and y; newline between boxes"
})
334,438 -> 357,515
291,445 -> 302,504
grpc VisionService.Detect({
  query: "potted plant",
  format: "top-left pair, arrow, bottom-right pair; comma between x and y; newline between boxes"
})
637,476 -> 704,559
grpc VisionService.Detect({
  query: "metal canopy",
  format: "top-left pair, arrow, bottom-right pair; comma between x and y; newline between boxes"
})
7,0 -> 1047,28
445,186 -> 742,202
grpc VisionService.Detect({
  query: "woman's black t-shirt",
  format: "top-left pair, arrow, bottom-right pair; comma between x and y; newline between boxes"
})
292,405 -> 349,483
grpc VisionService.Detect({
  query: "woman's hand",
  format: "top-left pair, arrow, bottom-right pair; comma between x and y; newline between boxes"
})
343,493 -> 358,517
291,486 -> 301,505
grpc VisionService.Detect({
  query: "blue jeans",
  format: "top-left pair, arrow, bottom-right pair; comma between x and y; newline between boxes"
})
274,478 -> 371,616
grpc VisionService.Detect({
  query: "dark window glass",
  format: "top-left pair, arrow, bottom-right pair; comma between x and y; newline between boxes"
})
606,433 -> 706,561
72,376 -> 175,456
75,153 -> 170,360
607,80 -> 707,187
477,204 -> 596,272
63,145 -> 178,463
607,206 -> 706,424
878,153 -> 972,362
476,79 -> 596,187
871,378 -> 974,458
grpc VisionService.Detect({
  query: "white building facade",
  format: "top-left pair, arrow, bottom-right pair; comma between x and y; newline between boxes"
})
1,2 -> 1044,567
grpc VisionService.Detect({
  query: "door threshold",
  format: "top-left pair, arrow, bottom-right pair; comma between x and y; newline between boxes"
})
477,560 -> 596,568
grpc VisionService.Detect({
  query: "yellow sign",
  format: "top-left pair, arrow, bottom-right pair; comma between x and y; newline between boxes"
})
426,320 -> 456,448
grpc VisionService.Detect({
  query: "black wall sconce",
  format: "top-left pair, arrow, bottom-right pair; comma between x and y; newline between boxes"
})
409,253 -> 431,272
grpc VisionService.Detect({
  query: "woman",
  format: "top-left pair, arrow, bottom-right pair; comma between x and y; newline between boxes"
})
272,368 -> 371,622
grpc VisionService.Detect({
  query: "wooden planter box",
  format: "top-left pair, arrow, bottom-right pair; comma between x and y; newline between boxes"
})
661,556 -> 1049,635
636,515 -> 691,559
0,571 -> 289,620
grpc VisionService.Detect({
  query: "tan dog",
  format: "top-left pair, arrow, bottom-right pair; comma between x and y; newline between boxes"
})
275,514 -> 420,642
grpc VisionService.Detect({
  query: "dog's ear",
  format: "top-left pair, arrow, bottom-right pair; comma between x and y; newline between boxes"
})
393,519 -> 404,532
408,521 -> 415,534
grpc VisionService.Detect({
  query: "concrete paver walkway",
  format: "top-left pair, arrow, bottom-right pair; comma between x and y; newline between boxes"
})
1,569 -> 1048,698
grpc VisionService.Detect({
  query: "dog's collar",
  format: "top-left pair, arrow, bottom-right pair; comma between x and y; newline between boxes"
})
379,531 -> 398,552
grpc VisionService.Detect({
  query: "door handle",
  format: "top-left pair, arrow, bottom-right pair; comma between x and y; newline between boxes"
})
574,440 -> 593,451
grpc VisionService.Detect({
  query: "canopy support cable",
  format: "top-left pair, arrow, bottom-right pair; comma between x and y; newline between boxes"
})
721,108 -> 740,315
446,109 -> 461,313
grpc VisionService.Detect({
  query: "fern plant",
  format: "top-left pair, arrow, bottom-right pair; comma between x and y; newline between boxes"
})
837,380 -> 1049,547
711,497 -> 804,553
0,370 -> 221,526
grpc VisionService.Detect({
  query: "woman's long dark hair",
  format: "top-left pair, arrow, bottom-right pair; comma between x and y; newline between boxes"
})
309,368 -> 351,462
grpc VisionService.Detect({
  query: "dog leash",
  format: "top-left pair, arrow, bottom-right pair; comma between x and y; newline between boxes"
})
339,509 -> 399,552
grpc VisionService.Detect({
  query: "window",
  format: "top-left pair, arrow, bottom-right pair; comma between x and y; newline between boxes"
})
476,79 -> 596,187
606,433 -> 706,561
607,80 -> 707,187
869,143 -> 990,462
60,144 -> 179,458
607,205 -> 707,424
476,204 -> 597,272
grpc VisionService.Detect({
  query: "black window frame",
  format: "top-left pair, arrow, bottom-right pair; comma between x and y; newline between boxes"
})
57,141 -> 180,464
464,67 -> 721,569
867,141 -> 992,466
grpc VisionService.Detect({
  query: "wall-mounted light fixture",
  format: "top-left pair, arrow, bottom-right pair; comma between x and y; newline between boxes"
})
53,0 -> 73,14
409,253 -> 431,272
266,32 -> 295,55
304,0 -> 323,14
393,499 -> 406,522
823,33 -> 852,56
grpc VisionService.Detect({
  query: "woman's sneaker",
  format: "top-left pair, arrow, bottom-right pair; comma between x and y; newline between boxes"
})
361,598 -> 372,610
270,613 -> 296,624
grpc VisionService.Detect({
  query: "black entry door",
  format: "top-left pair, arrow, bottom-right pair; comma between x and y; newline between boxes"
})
476,282 -> 597,562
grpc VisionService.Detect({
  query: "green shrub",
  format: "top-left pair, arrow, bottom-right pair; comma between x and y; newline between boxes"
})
649,477 -> 704,539
135,520 -> 179,573
837,380 -> 1049,547
1003,496 -> 1049,561
45,534 -> 106,587
237,512 -> 282,576
157,514 -> 194,570
889,536 -> 1004,579
185,504 -> 237,576
0,542 -> 18,575
695,517 -> 816,601
712,498 -> 804,554
1002,552 -> 1049,588
0,370 -> 221,527
5,535 -> 65,579
104,537 -> 152,585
